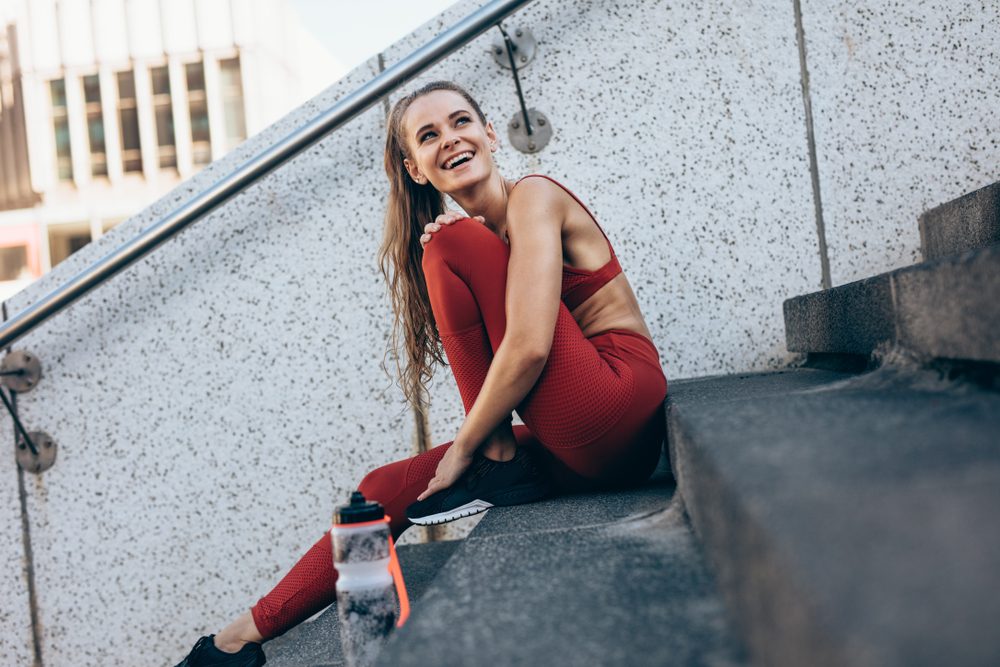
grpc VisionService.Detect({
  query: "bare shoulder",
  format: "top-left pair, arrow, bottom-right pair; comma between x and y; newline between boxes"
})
507,175 -> 569,221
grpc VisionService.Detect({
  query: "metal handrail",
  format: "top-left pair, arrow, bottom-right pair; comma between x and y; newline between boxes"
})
0,0 -> 536,350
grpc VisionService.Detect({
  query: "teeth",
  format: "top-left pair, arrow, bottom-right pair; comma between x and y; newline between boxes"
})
444,152 -> 474,169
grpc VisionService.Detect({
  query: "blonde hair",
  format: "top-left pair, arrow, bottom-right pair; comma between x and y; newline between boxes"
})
377,81 -> 488,414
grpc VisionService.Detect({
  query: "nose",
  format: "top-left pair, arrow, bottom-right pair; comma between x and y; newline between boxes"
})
442,134 -> 461,150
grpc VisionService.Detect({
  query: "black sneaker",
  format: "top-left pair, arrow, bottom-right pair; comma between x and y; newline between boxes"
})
174,635 -> 266,667
406,448 -> 552,525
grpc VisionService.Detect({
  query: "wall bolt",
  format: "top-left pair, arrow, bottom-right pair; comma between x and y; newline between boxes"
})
520,55 -> 528,63
512,120 -> 520,129
528,142 -> 536,150
516,29 -> 523,37
538,118 -> 546,126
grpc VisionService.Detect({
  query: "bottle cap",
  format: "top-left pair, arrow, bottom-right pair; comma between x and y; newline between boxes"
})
334,490 -> 385,524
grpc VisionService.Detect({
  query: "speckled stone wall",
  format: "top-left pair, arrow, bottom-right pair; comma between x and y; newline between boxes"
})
1,454 -> 32,666
801,0 -> 1000,286
1,0 -> 995,663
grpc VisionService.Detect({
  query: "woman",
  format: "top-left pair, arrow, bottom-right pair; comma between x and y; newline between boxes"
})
176,80 -> 667,666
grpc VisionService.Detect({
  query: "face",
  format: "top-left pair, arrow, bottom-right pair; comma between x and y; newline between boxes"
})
401,90 -> 498,193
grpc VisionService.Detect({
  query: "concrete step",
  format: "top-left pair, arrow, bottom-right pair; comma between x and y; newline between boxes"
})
375,461 -> 747,666
919,181 -> 1000,261
263,540 -> 461,667
666,367 -> 1000,667
783,243 -> 1000,363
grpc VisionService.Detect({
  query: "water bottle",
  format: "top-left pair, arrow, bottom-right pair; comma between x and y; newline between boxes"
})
331,491 -> 410,667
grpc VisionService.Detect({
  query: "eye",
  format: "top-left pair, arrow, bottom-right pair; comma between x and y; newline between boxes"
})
455,116 -> 472,126
419,130 -> 437,143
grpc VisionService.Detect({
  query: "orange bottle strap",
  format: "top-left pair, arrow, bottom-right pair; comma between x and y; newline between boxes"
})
385,522 -> 410,627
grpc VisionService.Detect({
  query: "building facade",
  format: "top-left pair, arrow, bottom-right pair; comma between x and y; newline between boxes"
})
0,0 -> 342,301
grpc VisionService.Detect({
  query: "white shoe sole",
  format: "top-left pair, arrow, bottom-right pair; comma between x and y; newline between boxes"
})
408,499 -> 494,525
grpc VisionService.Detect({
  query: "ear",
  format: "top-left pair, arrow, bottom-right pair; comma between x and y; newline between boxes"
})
403,157 -> 426,185
485,121 -> 499,152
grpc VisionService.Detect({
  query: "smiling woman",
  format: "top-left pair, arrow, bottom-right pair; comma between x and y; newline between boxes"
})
174,81 -> 668,666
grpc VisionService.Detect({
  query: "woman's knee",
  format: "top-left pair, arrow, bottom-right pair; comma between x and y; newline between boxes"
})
357,462 -> 403,506
421,217 -> 506,270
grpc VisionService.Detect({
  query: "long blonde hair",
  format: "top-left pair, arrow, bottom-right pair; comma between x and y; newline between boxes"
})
377,81 -> 488,414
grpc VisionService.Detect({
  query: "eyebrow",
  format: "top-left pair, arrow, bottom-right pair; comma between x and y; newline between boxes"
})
414,109 -> 472,138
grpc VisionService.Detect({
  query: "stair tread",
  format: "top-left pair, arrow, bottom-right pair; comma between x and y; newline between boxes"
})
784,243 -> 1000,362
919,181 -> 1000,261
668,368 -> 1000,667
375,470 -> 747,666
263,540 -> 461,667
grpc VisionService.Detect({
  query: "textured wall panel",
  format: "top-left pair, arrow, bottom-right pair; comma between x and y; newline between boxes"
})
0,453 -> 33,667
802,0 -> 1000,286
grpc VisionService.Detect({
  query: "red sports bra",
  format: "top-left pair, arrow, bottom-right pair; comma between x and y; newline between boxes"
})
511,174 -> 622,310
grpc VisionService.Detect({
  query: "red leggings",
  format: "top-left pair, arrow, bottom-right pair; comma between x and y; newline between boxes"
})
250,218 -> 668,639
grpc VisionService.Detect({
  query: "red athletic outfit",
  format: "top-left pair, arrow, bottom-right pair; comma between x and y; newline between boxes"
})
250,175 -> 668,638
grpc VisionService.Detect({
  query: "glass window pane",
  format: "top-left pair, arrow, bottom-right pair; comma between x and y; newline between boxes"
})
151,66 -> 170,95
155,106 -> 175,146
190,101 -> 210,142
119,109 -> 140,151
50,78 -> 72,179
220,58 -> 246,146
0,246 -> 30,281
185,62 -> 205,91
83,74 -> 101,104
116,71 -> 135,100
50,79 -> 67,108
116,70 -> 142,173
88,117 -> 105,151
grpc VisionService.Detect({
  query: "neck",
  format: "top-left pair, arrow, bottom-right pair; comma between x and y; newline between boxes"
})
449,172 -> 514,239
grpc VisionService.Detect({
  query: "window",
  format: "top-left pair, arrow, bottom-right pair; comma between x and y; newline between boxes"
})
50,79 -> 73,180
185,61 -> 211,165
83,74 -> 107,177
48,223 -> 92,267
116,71 -> 142,173
219,57 -> 246,152
0,246 -> 30,281
150,66 -> 176,169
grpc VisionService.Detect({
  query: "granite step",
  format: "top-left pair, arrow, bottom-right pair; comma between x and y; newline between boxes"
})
263,540 -> 461,667
375,461 -> 747,667
666,367 -> 1000,667
783,243 -> 1000,363
919,181 -> 1000,261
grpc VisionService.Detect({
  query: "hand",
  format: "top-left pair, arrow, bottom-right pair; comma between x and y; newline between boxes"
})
419,211 -> 486,249
417,445 -> 474,501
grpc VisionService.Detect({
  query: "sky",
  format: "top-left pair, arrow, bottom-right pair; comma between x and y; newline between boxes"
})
288,0 -> 460,71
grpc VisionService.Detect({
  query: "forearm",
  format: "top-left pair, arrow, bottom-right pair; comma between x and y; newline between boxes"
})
452,341 -> 547,457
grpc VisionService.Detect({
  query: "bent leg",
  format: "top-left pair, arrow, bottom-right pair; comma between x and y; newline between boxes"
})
248,444 -> 453,640
422,218 -> 639,462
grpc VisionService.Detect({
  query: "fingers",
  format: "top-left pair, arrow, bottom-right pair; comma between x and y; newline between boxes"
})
421,214 -> 487,248
417,479 -> 440,502
435,210 -> 464,226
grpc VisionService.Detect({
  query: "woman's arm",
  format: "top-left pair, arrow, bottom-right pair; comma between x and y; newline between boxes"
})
448,177 -> 565,458
416,178 -> 567,500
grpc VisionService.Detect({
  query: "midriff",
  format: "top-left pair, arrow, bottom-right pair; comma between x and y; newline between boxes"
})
569,271 -> 654,343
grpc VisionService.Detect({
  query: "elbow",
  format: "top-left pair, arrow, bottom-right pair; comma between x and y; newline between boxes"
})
518,344 -> 550,370
504,334 -> 551,370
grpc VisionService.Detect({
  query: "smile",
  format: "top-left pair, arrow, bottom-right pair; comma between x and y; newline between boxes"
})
442,151 -> 474,170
